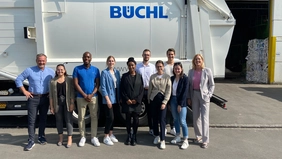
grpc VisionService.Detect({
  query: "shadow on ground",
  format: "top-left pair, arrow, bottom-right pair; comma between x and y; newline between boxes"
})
240,87 -> 282,102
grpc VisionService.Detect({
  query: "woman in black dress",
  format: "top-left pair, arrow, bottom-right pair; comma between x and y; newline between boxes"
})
120,57 -> 144,146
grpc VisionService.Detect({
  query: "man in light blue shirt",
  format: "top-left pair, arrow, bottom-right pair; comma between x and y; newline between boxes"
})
136,49 -> 156,135
15,53 -> 54,151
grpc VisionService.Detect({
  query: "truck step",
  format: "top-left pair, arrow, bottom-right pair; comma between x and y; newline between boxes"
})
211,94 -> 228,109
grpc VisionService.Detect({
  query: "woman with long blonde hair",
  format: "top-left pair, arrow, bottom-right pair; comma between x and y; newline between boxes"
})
187,54 -> 215,149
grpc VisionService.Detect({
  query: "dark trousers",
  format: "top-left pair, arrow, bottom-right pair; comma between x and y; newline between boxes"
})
55,103 -> 73,136
151,93 -> 167,141
125,112 -> 139,134
27,96 -> 49,141
143,89 -> 153,130
104,104 -> 117,134
166,105 -> 174,129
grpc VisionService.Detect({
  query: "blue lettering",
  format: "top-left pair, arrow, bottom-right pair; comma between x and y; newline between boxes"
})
159,6 -> 168,18
123,6 -> 134,18
110,6 -> 168,19
110,6 -> 122,18
135,6 -> 145,18
146,6 -> 158,18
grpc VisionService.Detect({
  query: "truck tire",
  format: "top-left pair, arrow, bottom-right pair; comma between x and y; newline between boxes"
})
72,104 -> 91,125
72,93 -> 103,125
138,102 -> 148,126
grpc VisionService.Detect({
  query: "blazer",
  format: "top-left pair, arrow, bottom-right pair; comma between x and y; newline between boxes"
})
100,68 -> 121,104
148,73 -> 171,105
49,76 -> 75,113
187,68 -> 215,102
120,72 -> 144,113
170,74 -> 189,107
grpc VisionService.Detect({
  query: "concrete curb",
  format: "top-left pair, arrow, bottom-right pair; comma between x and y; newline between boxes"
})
210,124 -> 282,128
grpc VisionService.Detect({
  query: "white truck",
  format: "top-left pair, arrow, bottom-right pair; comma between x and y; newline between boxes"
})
0,0 -> 235,125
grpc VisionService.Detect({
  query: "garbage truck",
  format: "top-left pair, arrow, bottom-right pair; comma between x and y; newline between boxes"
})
0,0 -> 235,125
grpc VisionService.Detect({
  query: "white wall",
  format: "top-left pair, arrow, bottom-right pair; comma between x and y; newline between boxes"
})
0,0 -> 235,78
0,0 -> 36,79
273,0 -> 282,83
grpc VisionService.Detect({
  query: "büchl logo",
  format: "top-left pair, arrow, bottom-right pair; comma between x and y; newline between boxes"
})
110,6 -> 168,19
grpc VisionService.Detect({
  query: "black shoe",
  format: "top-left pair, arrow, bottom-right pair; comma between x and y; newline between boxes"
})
131,134 -> 137,146
124,134 -> 131,145
24,140 -> 35,151
38,136 -> 47,145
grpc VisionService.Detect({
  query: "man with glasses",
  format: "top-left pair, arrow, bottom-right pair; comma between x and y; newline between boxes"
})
136,49 -> 156,135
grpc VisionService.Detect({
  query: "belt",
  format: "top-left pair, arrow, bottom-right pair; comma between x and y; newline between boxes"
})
31,93 -> 49,97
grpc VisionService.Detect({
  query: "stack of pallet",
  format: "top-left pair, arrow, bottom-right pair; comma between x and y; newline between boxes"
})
245,38 -> 268,83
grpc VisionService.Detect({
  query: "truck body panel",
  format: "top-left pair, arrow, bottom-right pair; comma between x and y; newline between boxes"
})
0,0 -> 235,120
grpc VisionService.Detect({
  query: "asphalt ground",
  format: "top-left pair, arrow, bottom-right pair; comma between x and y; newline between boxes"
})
210,80 -> 282,128
0,127 -> 281,159
0,79 -> 282,159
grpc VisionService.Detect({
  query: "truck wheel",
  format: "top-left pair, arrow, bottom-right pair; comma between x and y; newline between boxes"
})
138,102 -> 148,126
119,102 -> 148,126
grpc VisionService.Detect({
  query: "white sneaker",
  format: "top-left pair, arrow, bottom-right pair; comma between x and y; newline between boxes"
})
170,128 -> 176,136
91,137 -> 101,147
160,140 -> 166,149
181,140 -> 189,149
79,137 -> 86,147
103,137 -> 114,146
153,136 -> 160,144
110,134 -> 118,143
171,136 -> 181,144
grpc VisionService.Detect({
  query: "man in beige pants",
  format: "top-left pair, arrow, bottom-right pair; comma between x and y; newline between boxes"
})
73,52 -> 100,147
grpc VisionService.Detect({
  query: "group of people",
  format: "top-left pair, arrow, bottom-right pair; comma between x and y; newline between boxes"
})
15,48 -> 215,151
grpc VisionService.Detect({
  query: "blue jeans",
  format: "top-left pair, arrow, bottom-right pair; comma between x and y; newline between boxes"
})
170,96 -> 188,138
27,96 -> 49,141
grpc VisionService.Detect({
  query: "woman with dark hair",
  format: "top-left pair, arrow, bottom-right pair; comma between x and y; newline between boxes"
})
120,57 -> 144,146
49,64 -> 75,148
148,60 -> 171,149
169,62 -> 189,149
100,55 -> 120,146
187,54 -> 215,149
